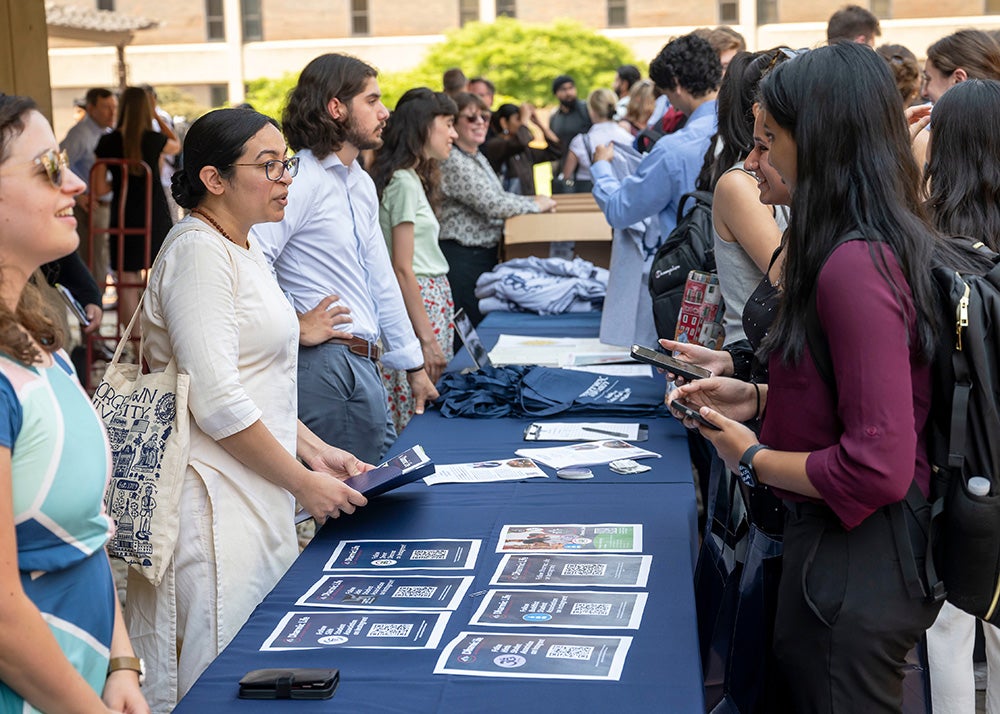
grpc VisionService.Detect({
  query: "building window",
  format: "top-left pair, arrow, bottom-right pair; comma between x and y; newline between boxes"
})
243,0 -> 263,40
496,0 -> 516,18
719,0 -> 738,23
206,0 -> 225,41
97,0 -> 115,10
209,85 -> 229,108
870,0 -> 891,17
607,0 -> 627,27
459,0 -> 478,26
351,0 -> 370,35
756,0 -> 777,24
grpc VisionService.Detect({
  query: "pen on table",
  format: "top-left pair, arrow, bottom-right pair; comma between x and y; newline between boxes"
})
581,426 -> 629,438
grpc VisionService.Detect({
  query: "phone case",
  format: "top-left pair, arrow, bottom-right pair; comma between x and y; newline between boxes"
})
238,668 -> 339,700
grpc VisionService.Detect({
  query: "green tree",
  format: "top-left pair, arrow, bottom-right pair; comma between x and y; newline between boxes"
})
245,18 -> 641,116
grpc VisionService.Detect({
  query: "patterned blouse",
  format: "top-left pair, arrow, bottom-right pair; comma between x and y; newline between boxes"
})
439,146 -> 540,249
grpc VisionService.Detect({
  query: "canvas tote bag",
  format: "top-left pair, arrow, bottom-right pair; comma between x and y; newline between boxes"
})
93,298 -> 190,586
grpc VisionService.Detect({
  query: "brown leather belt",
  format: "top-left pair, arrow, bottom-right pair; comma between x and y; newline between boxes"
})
327,336 -> 382,362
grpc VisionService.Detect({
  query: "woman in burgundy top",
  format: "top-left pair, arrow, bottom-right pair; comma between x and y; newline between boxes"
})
670,42 -> 943,711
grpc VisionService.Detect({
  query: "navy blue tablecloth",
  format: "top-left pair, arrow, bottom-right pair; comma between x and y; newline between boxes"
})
175,312 -> 704,713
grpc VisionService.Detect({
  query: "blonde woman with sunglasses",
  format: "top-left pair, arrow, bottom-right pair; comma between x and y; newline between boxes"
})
0,94 -> 149,713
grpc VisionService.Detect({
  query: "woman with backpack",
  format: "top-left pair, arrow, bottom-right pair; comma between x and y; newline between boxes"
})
922,77 -> 1000,714
669,42 -> 943,710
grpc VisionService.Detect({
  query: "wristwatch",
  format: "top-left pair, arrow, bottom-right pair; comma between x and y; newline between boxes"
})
738,444 -> 771,488
108,656 -> 146,686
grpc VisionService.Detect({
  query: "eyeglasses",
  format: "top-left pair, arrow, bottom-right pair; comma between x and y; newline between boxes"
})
34,149 -> 71,188
460,113 -> 491,125
230,155 -> 300,181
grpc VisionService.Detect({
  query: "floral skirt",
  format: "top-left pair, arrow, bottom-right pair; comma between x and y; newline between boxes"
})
383,275 -> 454,433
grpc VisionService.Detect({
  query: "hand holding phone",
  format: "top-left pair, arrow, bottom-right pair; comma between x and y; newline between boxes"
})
668,398 -> 722,431
54,283 -> 91,327
630,344 -> 712,381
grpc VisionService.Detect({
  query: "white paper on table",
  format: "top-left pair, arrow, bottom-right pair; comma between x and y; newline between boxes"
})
424,459 -> 548,485
563,363 -> 653,377
515,441 -> 661,470
488,334 -> 630,367
525,422 -> 643,442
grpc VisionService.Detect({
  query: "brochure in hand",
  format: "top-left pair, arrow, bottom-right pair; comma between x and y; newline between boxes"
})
343,445 -> 434,498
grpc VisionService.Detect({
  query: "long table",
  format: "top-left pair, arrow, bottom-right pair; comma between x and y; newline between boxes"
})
175,312 -> 704,713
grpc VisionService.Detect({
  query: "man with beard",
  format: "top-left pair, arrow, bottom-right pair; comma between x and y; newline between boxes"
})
549,74 -> 592,188
252,54 -> 437,462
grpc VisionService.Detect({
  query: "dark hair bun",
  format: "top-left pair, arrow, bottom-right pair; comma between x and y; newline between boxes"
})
171,169 -> 204,209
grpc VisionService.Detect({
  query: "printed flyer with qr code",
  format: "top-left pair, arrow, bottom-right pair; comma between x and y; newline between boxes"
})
260,611 -> 451,650
434,632 -> 633,680
297,574 -> 474,610
490,553 -> 652,587
323,539 -> 481,571
496,524 -> 643,553
469,590 -> 648,629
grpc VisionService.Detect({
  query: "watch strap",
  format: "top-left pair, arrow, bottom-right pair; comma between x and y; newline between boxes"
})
739,443 -> 771,487
107,656 -> 142,675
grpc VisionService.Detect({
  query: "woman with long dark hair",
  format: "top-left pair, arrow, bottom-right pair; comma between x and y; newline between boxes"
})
125,108 -> 368,710
481,102 -> 562,195
923,77 -> 1000,714
0,94 -> 148,713
371,88 -> 457,430
670,42 -> 943,710
94,86 -> 179,330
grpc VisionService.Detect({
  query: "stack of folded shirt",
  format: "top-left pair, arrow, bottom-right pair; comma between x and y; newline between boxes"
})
475,257 -> 609,315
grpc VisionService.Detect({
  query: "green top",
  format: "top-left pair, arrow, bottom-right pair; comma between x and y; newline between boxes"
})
379,168 -> 450,277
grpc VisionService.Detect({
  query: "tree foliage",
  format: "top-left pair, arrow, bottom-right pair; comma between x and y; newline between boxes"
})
245,18 -> 641,117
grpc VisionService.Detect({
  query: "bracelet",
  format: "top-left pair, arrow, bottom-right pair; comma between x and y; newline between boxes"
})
752,382 -> 762,421
406,365 -> 425,374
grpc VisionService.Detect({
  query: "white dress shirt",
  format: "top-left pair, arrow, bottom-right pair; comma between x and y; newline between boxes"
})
252,149 -> 422,371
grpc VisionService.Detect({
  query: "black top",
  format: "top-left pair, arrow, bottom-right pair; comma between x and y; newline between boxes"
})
95,130 -> 172,268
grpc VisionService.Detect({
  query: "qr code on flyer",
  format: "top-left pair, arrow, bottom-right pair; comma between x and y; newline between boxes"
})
367,623 -> 414,638
570,602 -> 613,616
546,644 -> 595,660
411,549 -> 448,560
561,563 -> 607,577
392,586 -> 437,598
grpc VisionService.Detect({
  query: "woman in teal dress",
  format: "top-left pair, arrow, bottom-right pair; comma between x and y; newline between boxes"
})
0,94 -> 148,713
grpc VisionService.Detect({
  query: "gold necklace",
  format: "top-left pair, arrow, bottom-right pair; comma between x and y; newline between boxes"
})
191,208 -> 248,249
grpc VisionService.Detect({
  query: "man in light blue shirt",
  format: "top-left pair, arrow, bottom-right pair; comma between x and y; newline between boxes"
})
60,87 -> 116,285
591,33 -> 721,241
252,54 -> 437,463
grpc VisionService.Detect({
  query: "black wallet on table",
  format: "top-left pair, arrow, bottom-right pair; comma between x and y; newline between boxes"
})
238,668 -> 339,700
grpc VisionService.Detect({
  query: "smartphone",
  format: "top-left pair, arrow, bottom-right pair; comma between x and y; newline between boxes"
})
630,344 -> 712,381
669,399 -> 721,431
54,283 -> 91,327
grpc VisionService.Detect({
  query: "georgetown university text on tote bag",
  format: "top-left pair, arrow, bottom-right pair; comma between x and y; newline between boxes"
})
93,300 -> 190,587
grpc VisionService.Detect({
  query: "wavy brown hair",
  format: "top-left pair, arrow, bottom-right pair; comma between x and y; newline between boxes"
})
0,94 -> 64,363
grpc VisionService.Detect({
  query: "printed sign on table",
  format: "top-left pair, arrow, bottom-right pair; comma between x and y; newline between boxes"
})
260,611 -> 450,651
497,524 -> 642,553
491,553 -> 652,588
297,574 -> 473,610
324,539 -> 481,571
469,590 -> 647,629
434,632 -> 633,681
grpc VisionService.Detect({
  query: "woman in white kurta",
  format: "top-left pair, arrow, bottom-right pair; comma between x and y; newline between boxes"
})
123,109 -> 369,711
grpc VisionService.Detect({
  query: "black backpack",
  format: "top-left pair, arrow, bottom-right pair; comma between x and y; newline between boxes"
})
808,235 -> 1000,624
647,190 -> 716,340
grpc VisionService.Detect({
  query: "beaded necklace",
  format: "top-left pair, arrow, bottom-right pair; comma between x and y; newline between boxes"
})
191,208 -> 248,249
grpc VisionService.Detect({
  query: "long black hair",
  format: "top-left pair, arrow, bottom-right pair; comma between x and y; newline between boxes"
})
696,49 -> 777,190
758,41 -> 939,364
926,79 -> 1000,250
370,88 -> 456,211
